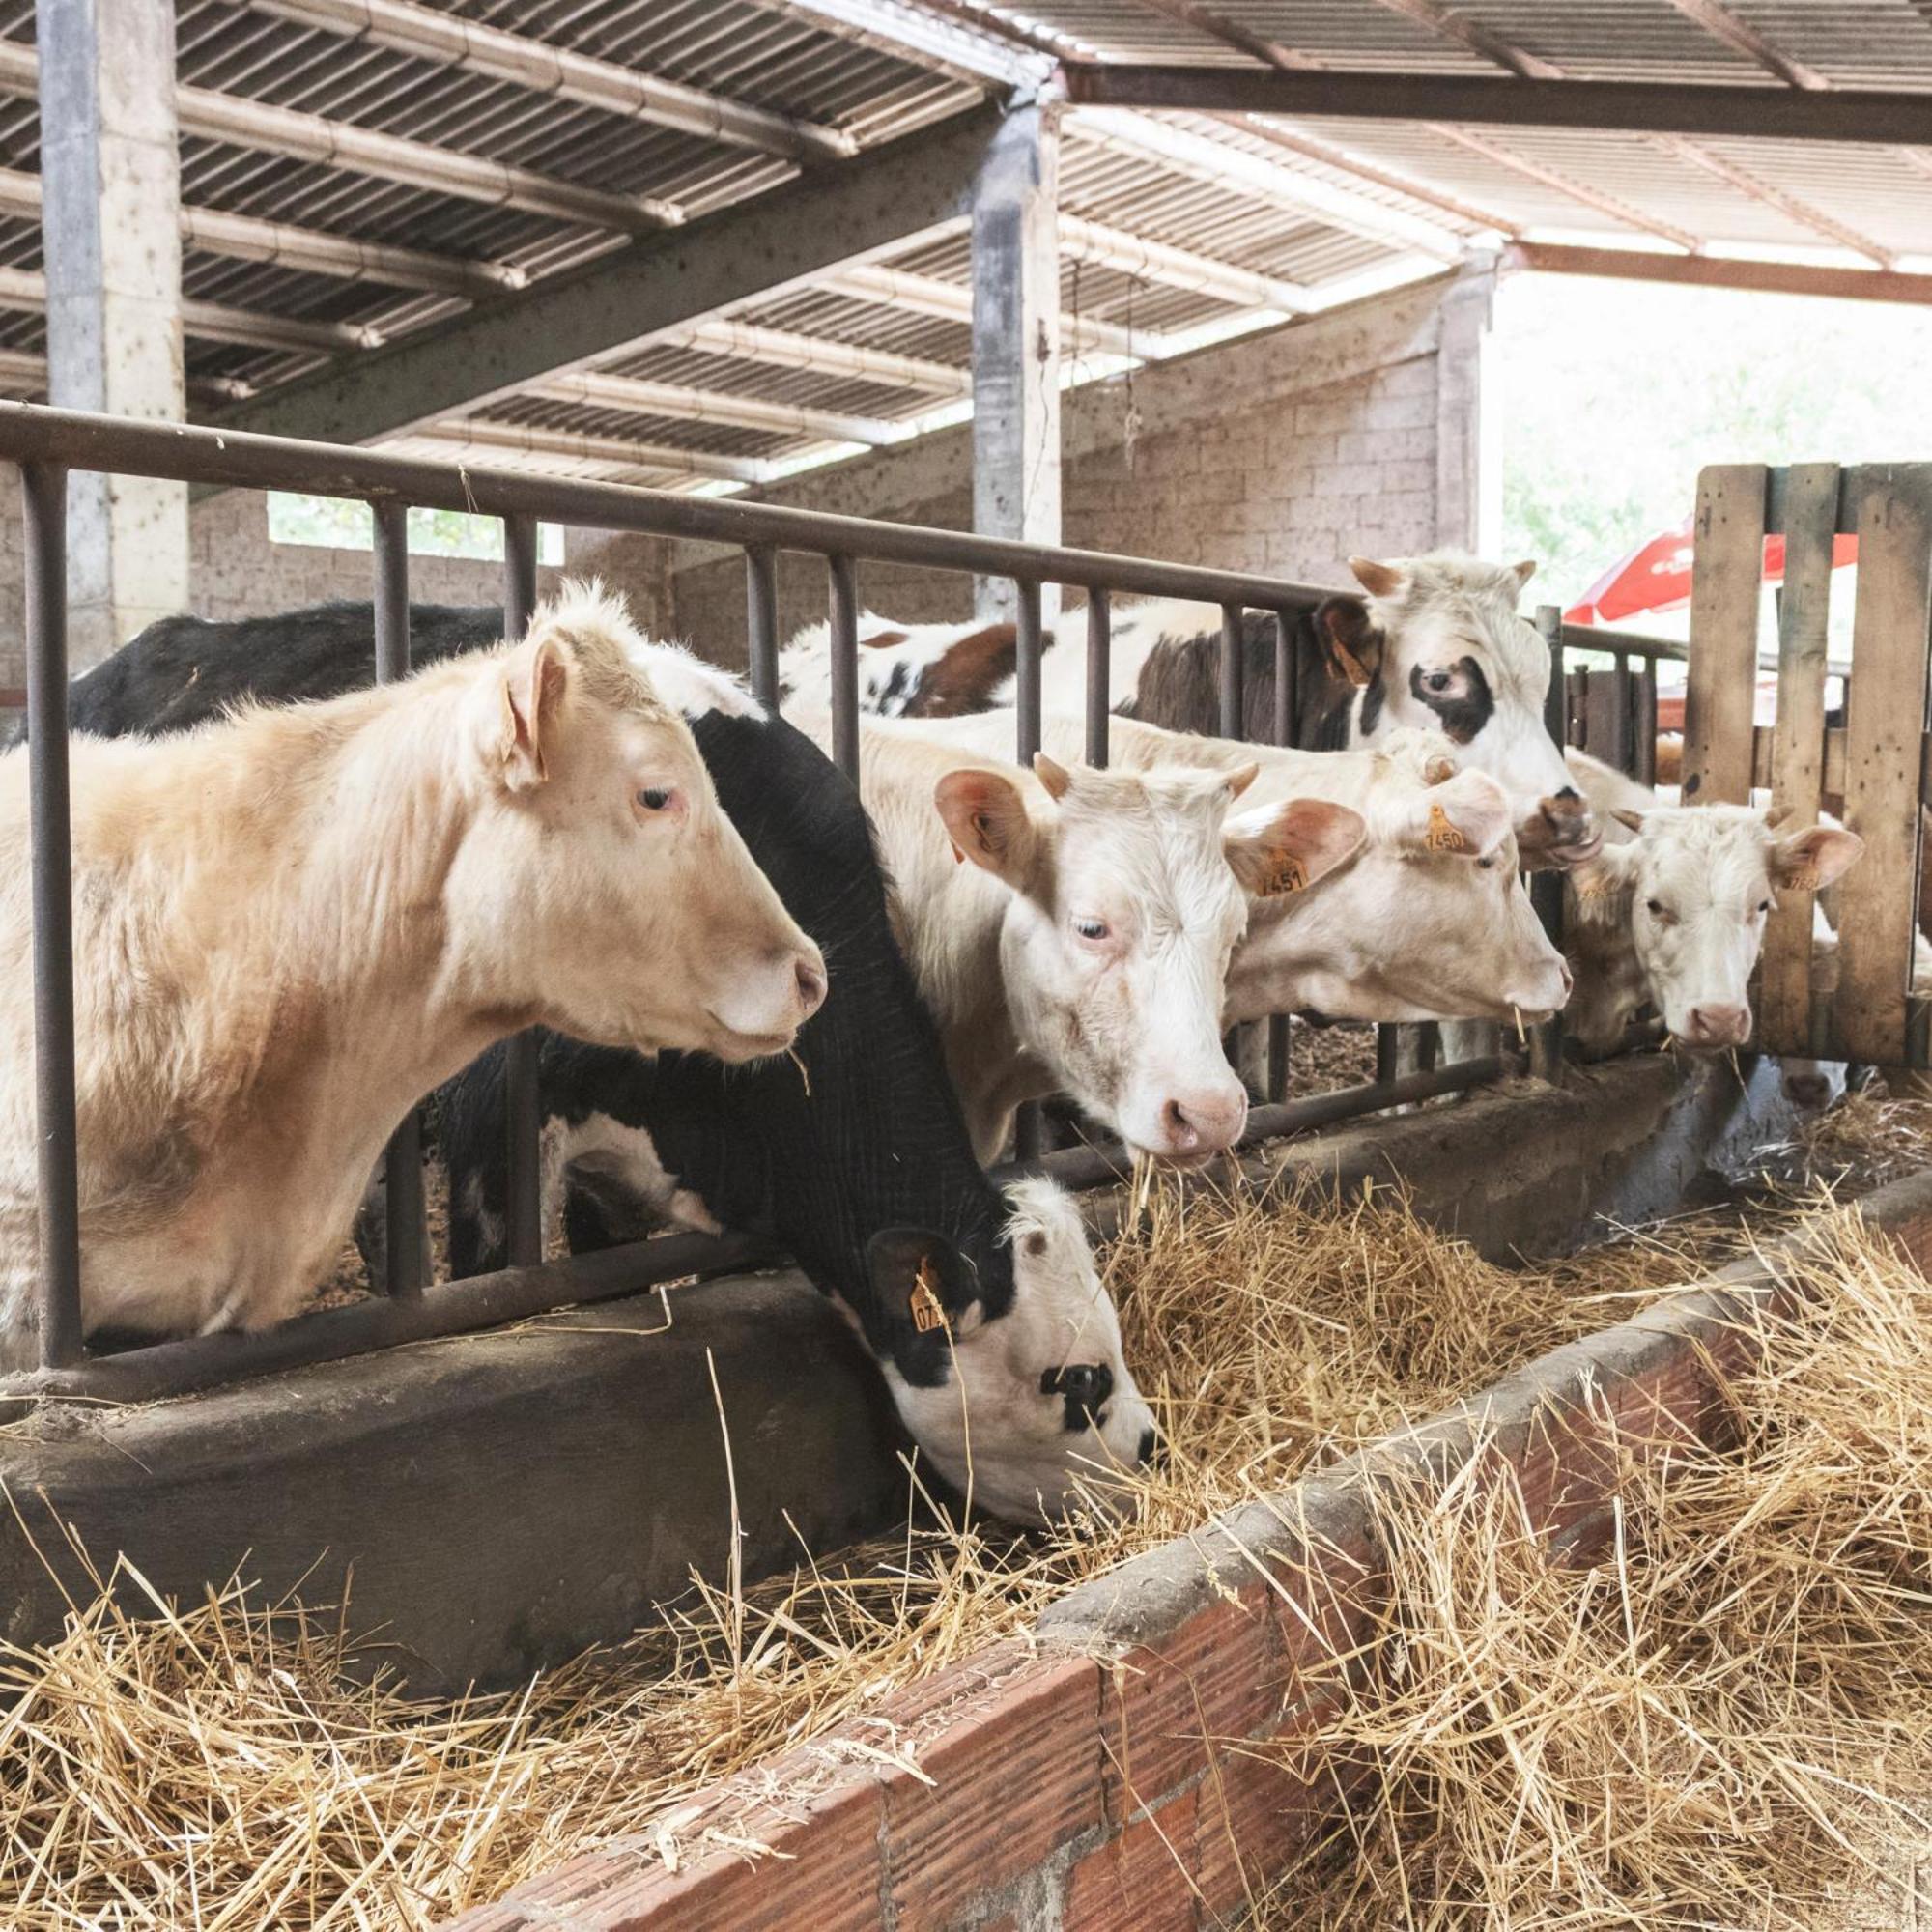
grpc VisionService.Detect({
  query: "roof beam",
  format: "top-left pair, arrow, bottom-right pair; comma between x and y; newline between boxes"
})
212,99 -> 1004,445
0,261 -> 379,352
1066,109 -> 1463,260
1232,118 -> 1518,235
1507,242 -> 1932,307
0,164 -> 524,298
826,257 -> 1151,357
0,36 -> 681,232
225,0 -> 855,166
1058,67 -> 1932,145
740,0 -> 1046,89
406,417 -> 772,481
524,369 -> 911,444
1059,211 -> 1310,309
657,315 -> 972,396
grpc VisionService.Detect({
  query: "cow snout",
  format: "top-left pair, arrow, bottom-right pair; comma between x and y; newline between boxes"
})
793,953 -> 828,1020
1683,1002 -> 1751,1049
1137,1423 -> 1164,1468
1504,956 -> 1573,1018
1158,1084 -> 1247,1160
1522,788 -> 1602,867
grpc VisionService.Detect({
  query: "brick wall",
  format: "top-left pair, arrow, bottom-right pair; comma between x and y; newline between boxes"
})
667,269 -> 1478,669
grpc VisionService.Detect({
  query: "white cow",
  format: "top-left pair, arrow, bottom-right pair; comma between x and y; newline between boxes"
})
0,586 -> 824,1358
1561,750 -> 1865,1055
832,716 -> 1365,1165
904,712 -> 1574,1031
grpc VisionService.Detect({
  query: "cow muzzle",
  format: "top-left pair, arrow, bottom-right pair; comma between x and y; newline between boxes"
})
1676,1002 -> 1751,1051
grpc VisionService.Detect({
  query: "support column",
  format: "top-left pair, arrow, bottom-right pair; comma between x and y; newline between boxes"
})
971,100 -> 1060,620
1435,251 -> 1499,553
38,0 -> 189,667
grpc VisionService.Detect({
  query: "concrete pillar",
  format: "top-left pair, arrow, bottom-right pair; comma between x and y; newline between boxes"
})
1435,252 -> 1500,554
971,101 -> 1060,621
38,0 -> 189,667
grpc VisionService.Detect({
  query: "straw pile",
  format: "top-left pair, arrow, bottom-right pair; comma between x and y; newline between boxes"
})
0,1116 -> 1925,1928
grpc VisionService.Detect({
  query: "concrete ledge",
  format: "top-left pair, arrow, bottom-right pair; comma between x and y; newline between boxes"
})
450,1171 -> 1932,1932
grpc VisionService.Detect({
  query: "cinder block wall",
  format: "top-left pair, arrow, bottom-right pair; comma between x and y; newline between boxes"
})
667,270 -> 1472,669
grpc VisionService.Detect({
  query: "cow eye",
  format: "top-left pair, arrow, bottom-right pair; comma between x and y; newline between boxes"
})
1425,669 -> 1453,693
1477,856 -> 1497,871
636,786 -> 674,812
1072,916 -> 1109,942
1756,898 -> 1772,915
1645,898 -> 1672,923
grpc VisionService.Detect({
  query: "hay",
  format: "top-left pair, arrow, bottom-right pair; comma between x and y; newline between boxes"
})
0,1117 -> 1923,1929
1258,1208 -> 1932,1930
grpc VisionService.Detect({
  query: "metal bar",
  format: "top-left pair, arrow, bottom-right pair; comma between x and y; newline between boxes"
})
21,462 -> 80,1369
1273,608 -> 1296,748
372,501 -> 425,1297
1219,602 -> 1245,740
1015,1056 -> 1509,1194
0,401 -> 1338,614
1558,621 -> 1687,663
1375,1024 -> 1399,1086
828,554 -> 860,783
1530,603 -> 1568,1084
502,516 -> 544,1270
1086,589 -> 1111,768
1,1228 -> 778,1408
1265,1015 -> 1291,1104
1013,578 -> 1042,767
745,545 -> 780,710
1060,67 -> 1932,144
1635,661 -> 1658,788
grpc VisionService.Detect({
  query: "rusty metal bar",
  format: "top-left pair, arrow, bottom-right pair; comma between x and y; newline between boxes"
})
1273,608 -> 1296,748
1086,589 -> 1111,769
1219,601 -> 1244,740
828,554 -> 860,783
373,500 -> 425,1296
22,461 -> 79,1368
745,544 -> 780,710
1529,602 -> 1568,1083
502,513 -> 544,1269
1013,577 -> 1045,1165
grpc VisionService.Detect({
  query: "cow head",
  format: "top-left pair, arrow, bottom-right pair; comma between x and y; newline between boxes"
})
1224,730 -> 1573,1027
867,1179 -> 1157,1524
448,585 -> 825,1062
1319,553 -> 1598,869
935,756 -> 1361,1164
1566,805 -> 1864,1053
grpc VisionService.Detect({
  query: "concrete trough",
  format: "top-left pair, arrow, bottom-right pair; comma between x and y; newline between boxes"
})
0,1052 -> 1809,1701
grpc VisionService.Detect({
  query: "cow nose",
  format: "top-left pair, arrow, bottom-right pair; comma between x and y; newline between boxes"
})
1685,1003 -> 1750,1047
793,954 -> 827,1019
1136,1424 -> 1162,1467
1160,1086 -> 1247,1155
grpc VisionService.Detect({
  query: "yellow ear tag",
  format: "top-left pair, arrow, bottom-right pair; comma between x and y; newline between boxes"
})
910,1259 -> 950,1335
1425,803 -> 1470,854
1266,854 -> 1308,896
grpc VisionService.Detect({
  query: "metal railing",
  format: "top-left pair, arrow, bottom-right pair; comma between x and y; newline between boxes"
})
0,400 -> 1541,1406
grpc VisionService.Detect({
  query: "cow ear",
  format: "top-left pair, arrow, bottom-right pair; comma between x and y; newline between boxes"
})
1569,841 -> 1638,923
1396,769 -> 1511,859
1611,807 -> 1646,835
1225,798 -> 1365,898
1316,597 -> 1383,690
865,1229 -> 975,1340
1512,559 -> 1538,590
934,768 -> 1040,887
495,636 -> 571,792
1348,556 -> 1406,601
1224,761 -> 1260,801
1772,824 -> 1864,893
1033,753 -> 1073,802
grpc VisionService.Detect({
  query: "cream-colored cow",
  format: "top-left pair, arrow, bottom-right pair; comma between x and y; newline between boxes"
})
0,586 -> 823,1359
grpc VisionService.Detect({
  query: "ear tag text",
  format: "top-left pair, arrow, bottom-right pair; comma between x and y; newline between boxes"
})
1266,855 -> 1307,895
910,1260 -> 950,1334
1785,865 -> 1820,893
1425,803 -> 1471,854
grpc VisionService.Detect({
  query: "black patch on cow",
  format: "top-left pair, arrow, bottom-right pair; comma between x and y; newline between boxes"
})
63,598 -> 1021,1399
1041,1361 -> 1113,1433
1408,656 -> 1493,745
1356,673 -> 1385,739
879,659 -> 913,709
1116,609 -> 1289,745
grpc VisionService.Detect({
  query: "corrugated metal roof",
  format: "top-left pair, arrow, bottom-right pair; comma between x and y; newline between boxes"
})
0,0 -> 1918,493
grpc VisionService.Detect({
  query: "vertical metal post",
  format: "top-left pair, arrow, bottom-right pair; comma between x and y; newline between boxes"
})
1013,577 -> 1044,1163
1218,603 -> 1245,741
1375,1024 -> 1400,1088
374,501 -> 425,1294
746,545 -> 780,710
23,462 -> 81,1366
1085,588 -> 1111,769
1266,610 -> 1295,1102
502,513 -> 543,1267
1529,602 -> 1567,1084
1635,658 -> 1658,788
828,554 -> 860,784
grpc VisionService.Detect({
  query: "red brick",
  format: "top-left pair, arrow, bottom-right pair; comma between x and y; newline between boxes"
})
1062,1787 -> 1204,1932
884,1652 -> 1104,1931
1190,1738 -> 1334,1918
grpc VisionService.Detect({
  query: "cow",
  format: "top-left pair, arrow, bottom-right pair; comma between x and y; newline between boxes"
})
1558,749 -> 1865,1056
45,596 -> 1156,1523
0,587 -> 825,1360
895,711 -> 1574,1032
776,553 -> 1597,867
817,715 -> 1367,1165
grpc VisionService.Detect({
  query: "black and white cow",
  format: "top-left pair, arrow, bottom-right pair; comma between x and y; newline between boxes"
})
55,598 -> 1157,1524
778,553 -> 1598,868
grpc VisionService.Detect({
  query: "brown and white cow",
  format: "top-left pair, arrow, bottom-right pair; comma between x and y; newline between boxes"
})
778,554 -> 1596,867
829,716 -> 1364,1165
0,586 -> 824,1358
907,712 -> 1573,1030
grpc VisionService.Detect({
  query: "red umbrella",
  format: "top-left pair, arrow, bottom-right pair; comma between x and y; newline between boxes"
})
1565,516 -> 1858,626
